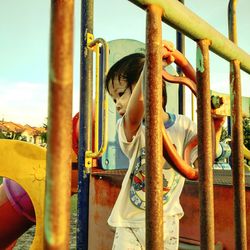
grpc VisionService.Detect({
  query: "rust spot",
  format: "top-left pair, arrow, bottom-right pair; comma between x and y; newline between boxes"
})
93,175 -> 122,207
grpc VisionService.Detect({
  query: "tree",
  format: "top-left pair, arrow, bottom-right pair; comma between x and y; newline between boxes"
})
41,117 -> 48,144
0,131 -> 7,139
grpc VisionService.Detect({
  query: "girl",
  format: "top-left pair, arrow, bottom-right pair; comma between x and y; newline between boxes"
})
105,41 -> 198,250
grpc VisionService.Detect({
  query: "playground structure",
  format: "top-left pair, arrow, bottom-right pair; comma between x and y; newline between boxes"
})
0,0 -> 250,249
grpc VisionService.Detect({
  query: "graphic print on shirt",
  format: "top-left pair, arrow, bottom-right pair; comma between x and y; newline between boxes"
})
130,147 -> 181,210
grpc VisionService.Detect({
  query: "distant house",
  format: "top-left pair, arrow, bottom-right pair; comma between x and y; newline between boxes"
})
0,121 -> 23,139
0,123 -> 9,139
0,121 -> 47,146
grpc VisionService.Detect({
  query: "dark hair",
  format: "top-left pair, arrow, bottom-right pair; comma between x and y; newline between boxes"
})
105,53 -> 167,111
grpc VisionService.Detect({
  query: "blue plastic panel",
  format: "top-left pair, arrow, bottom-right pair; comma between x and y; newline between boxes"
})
101,39 -> 178,170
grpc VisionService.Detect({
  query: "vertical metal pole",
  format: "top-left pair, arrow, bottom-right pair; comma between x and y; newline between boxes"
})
44,1 -> 74,249
196,39 -> 215,250
77,0 -> 93,249
177,0 -> 185,115
145,5 -> 163,250
230,60 -> 247,250
99,46 -> 104,150
228,0 -> 238,44
228,2 -> 247,248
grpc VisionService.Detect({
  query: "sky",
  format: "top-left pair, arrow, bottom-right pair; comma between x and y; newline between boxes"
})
0,0 -> 250,126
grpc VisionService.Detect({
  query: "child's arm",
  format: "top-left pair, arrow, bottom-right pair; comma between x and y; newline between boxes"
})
123,68 -> 145,142
123,41 -> 176,142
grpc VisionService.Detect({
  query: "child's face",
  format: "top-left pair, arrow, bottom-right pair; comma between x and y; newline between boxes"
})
108,78 -> 134,117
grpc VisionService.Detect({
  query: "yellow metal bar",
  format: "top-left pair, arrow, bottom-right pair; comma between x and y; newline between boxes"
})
87,34 -> 100,153
243,145 -> 250,160
95,44 -> 100,152
86,39 -> 109,160
191,93 -> 195,121
87,32 -> 94,45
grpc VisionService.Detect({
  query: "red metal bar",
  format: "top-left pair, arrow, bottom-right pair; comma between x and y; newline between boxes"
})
196,39 -> 215,250
145,4 -> 163,250
44,1 -> 74,249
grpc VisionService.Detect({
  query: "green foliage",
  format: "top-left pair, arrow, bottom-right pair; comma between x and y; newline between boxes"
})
41,117 -> 48,144
220,126 -> 230,142
0,131 -> 7,139
221,117 -> 250,170
41,132 -> 47,144
220,117 -> 250,149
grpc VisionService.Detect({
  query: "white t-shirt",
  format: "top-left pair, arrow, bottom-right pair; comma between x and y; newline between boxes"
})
108,113 -> 197,228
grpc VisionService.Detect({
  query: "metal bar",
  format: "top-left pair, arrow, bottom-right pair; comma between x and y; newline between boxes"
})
191,94 -> 195,121
176,0 -> 185,115
230,59 -> 247,250
196,39 -> 215,250
128,0 -> 250,74
94,44 -> 100,152
86,38 -> 109,159
98,46 -> 105,153
228,2 -> 247,248
44,1 -> 74,249
145,5 -> 163,250
77,0 -> 93,249
228,0 -> 238,44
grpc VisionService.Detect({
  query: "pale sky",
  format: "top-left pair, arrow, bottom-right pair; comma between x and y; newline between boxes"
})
0,0 -> 249,126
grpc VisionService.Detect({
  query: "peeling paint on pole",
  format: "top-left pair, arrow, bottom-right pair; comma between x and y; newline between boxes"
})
196,46 -> 205,73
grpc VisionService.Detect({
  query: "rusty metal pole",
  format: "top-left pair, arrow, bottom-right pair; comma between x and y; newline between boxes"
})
228,0 -> 238,44
230,59 -> 247,250
196,39 -> 215,250
44,1 -> 74,249
228,2 -> 247,248
145,5 -> 163,250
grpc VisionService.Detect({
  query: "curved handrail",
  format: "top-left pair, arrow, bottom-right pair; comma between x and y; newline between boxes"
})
86,38 -> 109,160
161,47 -> 226,180
162,67 -> 199,179
162,124 -> 198,180
162,70 -> 197,96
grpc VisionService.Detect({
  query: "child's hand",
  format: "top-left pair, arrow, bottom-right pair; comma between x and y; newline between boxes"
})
162,40 -> 197,83
162,40 -> 175,67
